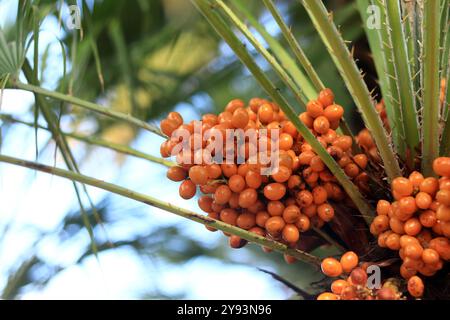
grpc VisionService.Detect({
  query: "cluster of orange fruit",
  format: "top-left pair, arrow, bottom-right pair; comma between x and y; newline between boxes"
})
317,251 -> 424,299
159,88 -> 372,253
369,158 -> 450,288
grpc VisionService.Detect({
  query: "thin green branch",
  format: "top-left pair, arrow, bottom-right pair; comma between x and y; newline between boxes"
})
384,0 -> 420,166
358,0 -> 406,157
0,114 -> 174,167
22,60 -> 99,256
192,0 -> 374,225
11,82 -> 165,138
262,0 -> 325,92
300,0 -> 401,181
0,154 -> 321,266
230,0 -> 316,102
215,0 -> 308,106
422,0 -> 441,175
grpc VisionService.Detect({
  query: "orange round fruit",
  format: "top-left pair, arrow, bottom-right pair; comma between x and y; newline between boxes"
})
316,292 -> 339,300
238,188 -> 258,208
324,104 -> 344,122
282,205 -> 301,223
306,100 -> 324,118
392,177 -> 413,197
265,216 -> 286,237
317,203 -> 335,222
179,180 -> 196,199
340,251 -> 359,273
318,88 -> 335,107
407,276 -> 424,298
433,157 -> 450,177
376,200 -> 391,216
263,183 -> 287,201
321,257 -> 343,277
282,224 -> 300,243
228,174 -> 246,193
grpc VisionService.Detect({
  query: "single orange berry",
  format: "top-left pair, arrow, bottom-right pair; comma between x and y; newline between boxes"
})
331,279 -> 349,295
258,103 -> 274,124
350,267 -> 367,286
340,251 -> 359,273
376,200 -> 391,216
214,185 -> 232,205
198,195 -> 213,213
271,166 -> 291,183
415,192 -> 432,210
295,214 -> 311,232
282,224 -> 300,244
318,88 -> 335,107
238,188 -> 258,208
245,170 -> 263,189
263,183 -> 286,201
313,116 -> 330,135
316,292 -> 339,300
433,157 -> 450,177
231,107 -> 249,129
321,257 -> 343,277
353,154 -> 368,169
220,208 -> 238,225
407,276 -> 424,298
228,174 -> 246,193
409,171 -> 424,189
398,196 -> 418,215
422,248 -> 440,265
282,205 -> 301,223
225,99 -> 245,113
404,218 -> 422,236
317,203 -> 335,222
236,212 -> 256,230
296,190 -> 313,207
436,189 -> 450,206
436,205 -> 450,222
267,200 -> 285,216
229,235 -> 247,249
419,177 -> 439,196
306,100 -> 324,118
323,104 -> 344,122
265,216 -> 285,237
167,166 -> 187,182
160,119 -> 179,136
404,243 -> 424,260
179,180 -> 196,199
392,177 -> 413,197
419,210 -> 437,228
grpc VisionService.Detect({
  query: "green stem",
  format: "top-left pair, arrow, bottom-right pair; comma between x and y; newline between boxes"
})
421,0 -> 441,176
357,0 -> 406,158
12,82 -> 165,138
384,0 -> 420,167
215,0 -> 308,106
193,0 -> 374,225
301,0 -> 402,181
0,114 -> 174,167
0,154 -> 321,266
262,0 -> 324,92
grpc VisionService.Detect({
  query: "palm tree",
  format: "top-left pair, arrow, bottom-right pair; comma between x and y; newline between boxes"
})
0,0 -> 448,299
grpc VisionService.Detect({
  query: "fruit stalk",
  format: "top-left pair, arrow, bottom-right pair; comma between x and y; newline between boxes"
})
11,82 -> 165,138
0,154 -> 322,266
